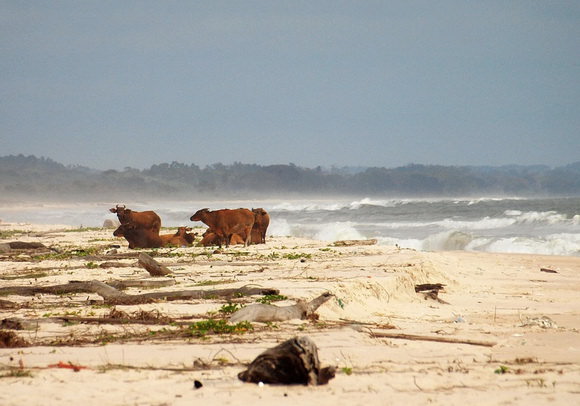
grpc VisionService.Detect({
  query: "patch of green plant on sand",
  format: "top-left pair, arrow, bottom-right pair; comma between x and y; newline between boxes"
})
0,368 -> 33,378
32,246 -> 103,261
63,227 -> 102,233
0,230 -> 27,239
255,294 -> 288,304
282,252 -> 312,260
218,302 -> 244,315
186,319 -> 253,337
194,279 -> 236,287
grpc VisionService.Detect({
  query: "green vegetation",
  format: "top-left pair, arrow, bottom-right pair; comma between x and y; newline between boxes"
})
194,279 -> 235,287
32,246 -> 102,261
218,303 -> 243,315
0,369 -> 33,378
3,155 -> 580,198
63,227 -> 101,233
494,365 -> 510,375
0,230 -> 26,239
186,319 -> 253,337
85,262 -> 99,269
341,367 -> 353,376
283,252 -> 312,260
255,294 -> 288,304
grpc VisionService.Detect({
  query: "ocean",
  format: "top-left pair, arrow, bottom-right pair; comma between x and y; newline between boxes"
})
1,196 -> 579,256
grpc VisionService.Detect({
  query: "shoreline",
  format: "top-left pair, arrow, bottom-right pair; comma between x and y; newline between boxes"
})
1,223 -> 579,405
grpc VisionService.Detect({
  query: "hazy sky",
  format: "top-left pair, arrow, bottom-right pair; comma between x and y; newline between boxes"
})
1,1 -> 579,170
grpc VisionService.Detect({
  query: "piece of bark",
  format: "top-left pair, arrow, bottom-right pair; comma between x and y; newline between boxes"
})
0,331 -> 30,348
0,299 -> 17,309
332,239 -> 377,247
7,241 -> 48,249
370,330 -> 496,347
99,261 -> 132,268
422,289 -> 450,304
1,317 -> 40,330
415,283 -> 445,292
138,252 -> 171,276
238,336 -> 336,385
229,292 -> 334,323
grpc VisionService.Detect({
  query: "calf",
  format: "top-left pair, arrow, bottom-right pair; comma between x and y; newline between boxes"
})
190,208 -> 254,247
198,229 -> 245,247
174,226 -> 196,245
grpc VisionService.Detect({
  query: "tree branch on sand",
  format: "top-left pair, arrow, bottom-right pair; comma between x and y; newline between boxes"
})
229,292 -> 334,323
369,330 -> 497,347
0,280 -> 279,306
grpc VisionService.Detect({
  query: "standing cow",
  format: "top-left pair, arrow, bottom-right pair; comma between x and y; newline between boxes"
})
109,204 -> 161,233
251,208 -> 270,244
190,208 -> 254,247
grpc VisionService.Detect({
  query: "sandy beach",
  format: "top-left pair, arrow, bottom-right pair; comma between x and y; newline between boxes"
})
1,221 -> 579,405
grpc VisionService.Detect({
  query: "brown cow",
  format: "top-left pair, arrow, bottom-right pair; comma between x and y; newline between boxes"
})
109,205 -> 161,233
174,226 -> 196,245
251,208 -> 270,244
113,223 -> 189,249
190,208 -> 254,247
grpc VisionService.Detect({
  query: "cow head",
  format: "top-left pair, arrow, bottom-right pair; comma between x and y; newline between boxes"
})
190,208 -> 210,221
112,222 -> 137,237
109,204 -> 126,214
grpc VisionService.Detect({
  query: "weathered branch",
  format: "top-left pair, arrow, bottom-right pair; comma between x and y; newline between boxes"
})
370,330 -> 496,347
0,279 -> 175,296
138,252 -> 171,276
332,239 -> 377,247
229,292 -> 334,323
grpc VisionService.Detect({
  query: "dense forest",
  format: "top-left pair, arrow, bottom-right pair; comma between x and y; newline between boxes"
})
1,154 -> 579,201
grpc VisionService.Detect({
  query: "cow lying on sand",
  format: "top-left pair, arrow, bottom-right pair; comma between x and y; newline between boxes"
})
113,223 -> 192,249
199,229 -> 245,247
190,208 -> 254,247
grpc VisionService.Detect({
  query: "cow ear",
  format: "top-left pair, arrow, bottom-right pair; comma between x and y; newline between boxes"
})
109,208 -> 117,213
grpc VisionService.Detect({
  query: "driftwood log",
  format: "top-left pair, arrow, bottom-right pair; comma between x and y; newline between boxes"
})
0,280 -> 278,305
238,336 -> 336,385
415,283 -> 445,292
0,279 -> 176,296
229,292 -> 334,323
332,239 -> 377,247
370,330 -> 496,347
138,252 -> 171,276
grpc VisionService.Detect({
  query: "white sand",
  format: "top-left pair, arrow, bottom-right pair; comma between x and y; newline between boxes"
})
1,222 -> 579,405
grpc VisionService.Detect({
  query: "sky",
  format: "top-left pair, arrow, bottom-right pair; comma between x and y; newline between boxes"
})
1,1 -> 579,170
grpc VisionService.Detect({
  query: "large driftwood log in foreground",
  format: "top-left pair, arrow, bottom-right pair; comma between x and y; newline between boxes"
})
229,292 -> 334,323
238,336 -> 336,385
138,252 -> 171,276
370,330 -> 497,347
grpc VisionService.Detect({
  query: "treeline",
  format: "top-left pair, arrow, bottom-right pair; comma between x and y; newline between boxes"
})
1,154 -> 580,201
